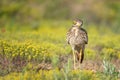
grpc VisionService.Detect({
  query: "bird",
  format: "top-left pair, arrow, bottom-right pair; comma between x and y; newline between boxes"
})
66,18 -> 88,69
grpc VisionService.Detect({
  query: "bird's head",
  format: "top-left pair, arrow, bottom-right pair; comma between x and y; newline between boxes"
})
73,18 -> 83,27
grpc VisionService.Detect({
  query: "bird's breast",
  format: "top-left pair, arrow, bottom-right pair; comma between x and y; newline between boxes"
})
69,28 -> 85,45
71,27 -> 79,37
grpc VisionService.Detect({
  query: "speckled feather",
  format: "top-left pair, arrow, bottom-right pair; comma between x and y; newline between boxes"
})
67,25 -> 88,46
66,25 -> 88,63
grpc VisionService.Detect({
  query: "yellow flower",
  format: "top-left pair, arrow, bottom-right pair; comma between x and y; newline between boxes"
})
20,52 -> 23,56
28,55 -> 31,60
12,54 -> 16,57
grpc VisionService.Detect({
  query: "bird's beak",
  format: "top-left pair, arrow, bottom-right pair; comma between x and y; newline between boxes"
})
73,21 -> 77,25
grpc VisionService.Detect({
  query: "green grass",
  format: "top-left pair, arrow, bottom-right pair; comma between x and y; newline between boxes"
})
0,21 -> 120,80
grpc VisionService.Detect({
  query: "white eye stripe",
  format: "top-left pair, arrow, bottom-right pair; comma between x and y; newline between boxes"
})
76,22 -> 82,26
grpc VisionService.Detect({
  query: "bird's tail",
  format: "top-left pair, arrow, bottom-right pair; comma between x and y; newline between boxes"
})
76,49 -> 84,63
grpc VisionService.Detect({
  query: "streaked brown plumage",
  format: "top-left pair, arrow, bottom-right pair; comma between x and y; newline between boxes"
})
66,19 -> 88,69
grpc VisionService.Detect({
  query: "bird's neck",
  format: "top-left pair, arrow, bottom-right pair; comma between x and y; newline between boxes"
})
72,25 -> 81,28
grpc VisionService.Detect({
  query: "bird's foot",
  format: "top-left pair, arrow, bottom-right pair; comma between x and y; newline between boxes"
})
73,67 -> 77,70
73,66 -> 77,70
77,62 -> 82,70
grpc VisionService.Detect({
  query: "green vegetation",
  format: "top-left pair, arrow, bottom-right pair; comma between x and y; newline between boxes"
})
0,21 -> 120,80
0,0 -> 120,80
0,0 -> 120,33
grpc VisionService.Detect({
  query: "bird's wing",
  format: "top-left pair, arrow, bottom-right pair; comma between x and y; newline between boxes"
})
66,28 -> 72,44
79,28 -> 88,44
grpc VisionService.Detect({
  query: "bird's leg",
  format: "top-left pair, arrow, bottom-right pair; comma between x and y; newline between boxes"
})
72,50 -> 76,70
78,49 -> 82,69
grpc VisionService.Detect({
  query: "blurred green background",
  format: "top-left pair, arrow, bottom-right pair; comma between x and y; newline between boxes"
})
0,0 -> 120,32
0,0 -> 120,79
